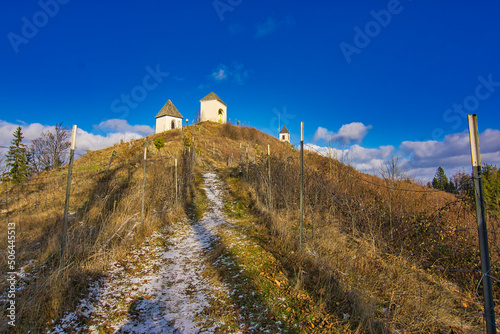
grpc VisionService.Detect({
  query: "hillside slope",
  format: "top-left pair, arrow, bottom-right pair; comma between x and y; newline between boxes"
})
0,122 -> 494,333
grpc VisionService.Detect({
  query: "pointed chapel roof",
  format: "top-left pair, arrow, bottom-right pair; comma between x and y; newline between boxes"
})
279,125 -> 290,134
155,100 -> 183,119
200,92 -> 227,107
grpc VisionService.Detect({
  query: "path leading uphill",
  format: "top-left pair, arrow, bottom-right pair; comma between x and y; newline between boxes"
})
49,172 -> 299,333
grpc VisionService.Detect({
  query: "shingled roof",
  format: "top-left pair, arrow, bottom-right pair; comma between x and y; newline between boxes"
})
279,125 -> 290,134
155,100 -> 183,119
200,92 -> 227,107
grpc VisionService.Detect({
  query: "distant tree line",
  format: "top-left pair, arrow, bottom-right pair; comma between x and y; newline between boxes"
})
1,123 -> 70,183
429,165 -> 500,217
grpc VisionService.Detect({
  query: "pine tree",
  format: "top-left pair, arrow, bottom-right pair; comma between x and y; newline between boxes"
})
483,164 -> 500,219
4,126 -> 29,183
431,166 -> 449,191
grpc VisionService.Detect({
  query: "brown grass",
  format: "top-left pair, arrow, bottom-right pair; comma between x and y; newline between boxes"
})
0,122 -> 494,333
195,123 -> 489,333
0,129 -> 194,333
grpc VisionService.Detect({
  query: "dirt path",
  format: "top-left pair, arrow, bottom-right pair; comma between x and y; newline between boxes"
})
49,172 -> 293,333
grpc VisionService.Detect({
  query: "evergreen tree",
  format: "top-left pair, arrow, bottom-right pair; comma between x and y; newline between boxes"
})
4,126 -> 29,183
431,166 -> 449,191
483,164 -> 500,219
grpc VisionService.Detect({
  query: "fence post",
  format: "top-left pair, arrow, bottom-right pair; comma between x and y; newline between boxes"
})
175,158 -> 178,206
61,124 -> 77,265
246,145 -> 249,179
300,122 -> 304,249
468,114 -> 496,334
268,144 -> 272,209
106,150 -> 117,173
141,147 -> 147,229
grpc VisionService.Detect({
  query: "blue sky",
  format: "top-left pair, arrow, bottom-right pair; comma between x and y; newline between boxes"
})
1,1 -> 500,181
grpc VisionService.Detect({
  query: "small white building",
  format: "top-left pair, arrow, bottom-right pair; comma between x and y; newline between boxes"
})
200,92 -> 227,124
279,125 -> 290,143
155,100 -> 184,134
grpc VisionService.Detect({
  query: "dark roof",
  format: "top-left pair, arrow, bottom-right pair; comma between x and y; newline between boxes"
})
200,92 -> 227,107
279,125 -> 290,134
155,100 -> 183,119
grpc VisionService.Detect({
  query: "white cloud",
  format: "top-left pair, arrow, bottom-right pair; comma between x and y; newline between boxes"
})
399,129 -> 500,179
93,119 -> 154,136
334,122 -> 373,144
255,16 -> 295,38
0,120 -> 151,159
308,128 -> 500,182
305,143 -> 394,173
349,144 -> 394,162
313,122 -> 372,144
75,128 -> 142,156
313,127 -> 335,142
209,63 -> 250,85
211,66 -> 228,81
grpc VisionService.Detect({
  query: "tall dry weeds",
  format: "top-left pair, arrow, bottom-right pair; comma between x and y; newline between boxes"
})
0,131 -> 195,333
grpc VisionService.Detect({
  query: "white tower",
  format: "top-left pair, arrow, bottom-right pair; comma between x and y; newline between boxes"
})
279,125 -> 290,143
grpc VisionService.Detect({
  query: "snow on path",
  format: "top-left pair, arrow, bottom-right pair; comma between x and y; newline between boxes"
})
50,172 -> 232,334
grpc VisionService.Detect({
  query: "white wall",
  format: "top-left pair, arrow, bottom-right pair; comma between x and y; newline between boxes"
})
156,115 -> 182,134
200,100 -> 227,124
279,133 -> 290,143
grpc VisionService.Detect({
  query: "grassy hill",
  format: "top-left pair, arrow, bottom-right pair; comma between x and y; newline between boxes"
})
0,122 -> 496,333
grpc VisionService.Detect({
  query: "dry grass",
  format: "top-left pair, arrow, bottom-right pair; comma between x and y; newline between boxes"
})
0,130 -> 194,333
193,123 -> 489,333
0,121 -> 494,333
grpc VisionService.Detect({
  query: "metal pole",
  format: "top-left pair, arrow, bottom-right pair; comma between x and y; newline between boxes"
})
300,122 -> 304,249
141,147 -> 146,229
175,158 -> 178,206
61,124 -> 77,265
468,114 -> 496,334
268,144 -> 272,208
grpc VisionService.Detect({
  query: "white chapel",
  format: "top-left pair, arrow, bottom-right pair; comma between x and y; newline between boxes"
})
200,92 -> 227,124
279,125 -> 290,143
155,100 -> 184,134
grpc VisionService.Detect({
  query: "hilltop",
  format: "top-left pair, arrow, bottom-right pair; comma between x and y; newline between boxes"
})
0,122 -> 493,333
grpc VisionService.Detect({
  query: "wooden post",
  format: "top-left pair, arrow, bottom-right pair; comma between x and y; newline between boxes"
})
141,147 -> 147,230
300,122 -> 304,249
175,158 -> 178,206
268,144 -> 272,208
106,150 -> 117,173
468,114 -> 496,334
61,124 -> 77,265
